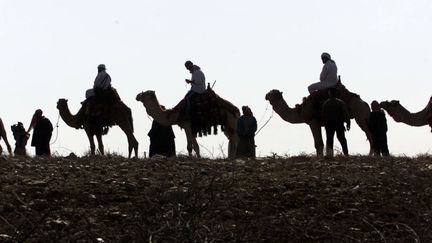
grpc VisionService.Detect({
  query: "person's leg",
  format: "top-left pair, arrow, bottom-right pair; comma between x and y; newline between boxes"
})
325,124 -> 336,157
308,82 -> 321,94
381,135 -> 390,156
372,135 -> 381,156
336,124 -> 348,155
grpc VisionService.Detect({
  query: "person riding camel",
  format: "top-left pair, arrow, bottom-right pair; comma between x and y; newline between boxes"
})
184,60 -> 206,113
308,52 -> 338,94
86,64 -> 112,98
75,64 -> 117,126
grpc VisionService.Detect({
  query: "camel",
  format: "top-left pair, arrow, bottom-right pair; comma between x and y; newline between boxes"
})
136,90 -> 239,158
379,99 -> 430,127
265,89 -> 373,156
0,117 -> 12,156
56,99 -> 138,158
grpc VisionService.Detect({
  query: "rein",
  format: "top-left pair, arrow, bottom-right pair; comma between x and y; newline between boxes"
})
50,113 -> 61,145
255,104 -> 274,136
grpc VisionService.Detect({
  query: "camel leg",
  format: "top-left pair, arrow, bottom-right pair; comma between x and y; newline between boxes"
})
96,134 -> 104,155
192,138 -> 200,158
85,129 -> 96,156
118,123 -> 139,159
184,126 -> 200,158
309,120 -> 324,156
351,100 -> 373,155
225,130 -> 238,159
354,116 -> 374,155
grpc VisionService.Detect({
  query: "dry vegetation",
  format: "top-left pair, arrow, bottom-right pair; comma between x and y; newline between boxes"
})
1,155 -> 432,242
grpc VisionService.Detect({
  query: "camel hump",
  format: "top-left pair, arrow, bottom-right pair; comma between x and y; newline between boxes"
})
305,82 -> 359,105
298,83 -> 360,121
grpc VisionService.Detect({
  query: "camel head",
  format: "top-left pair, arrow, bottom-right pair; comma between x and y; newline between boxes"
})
57,98 -> 68,110
379,100 -> 400,111
265,89 -> 284,105
136,90 -> 157,104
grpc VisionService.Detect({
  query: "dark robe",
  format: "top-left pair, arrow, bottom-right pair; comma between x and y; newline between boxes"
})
369,110 -> 389,156
148,120 -> 175,157
236,115 -> 257,158
31,117 -> 53,156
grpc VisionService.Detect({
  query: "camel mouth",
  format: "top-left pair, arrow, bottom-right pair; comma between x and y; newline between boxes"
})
265,89 -> 282,101
135,93 -> 142,101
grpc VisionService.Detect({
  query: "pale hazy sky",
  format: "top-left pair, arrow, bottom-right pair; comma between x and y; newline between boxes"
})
1,0 -> 431,157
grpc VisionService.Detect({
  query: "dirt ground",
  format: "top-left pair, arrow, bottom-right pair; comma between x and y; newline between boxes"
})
1,155 -> 432,242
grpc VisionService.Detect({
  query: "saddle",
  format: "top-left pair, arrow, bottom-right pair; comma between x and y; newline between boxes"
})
297,82 -> 360,120
188,88 -> 224,137
86,88 -> 121,116
78,88 -> 122,133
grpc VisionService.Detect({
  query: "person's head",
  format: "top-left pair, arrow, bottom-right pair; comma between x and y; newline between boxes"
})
371,100 -> 381,111
184,60 -> 194,71
242,106 -> 253,116
327,88 -> 338,98
321,52 -> 331,63
97,64 -> 106,72
34,109 -> 43,118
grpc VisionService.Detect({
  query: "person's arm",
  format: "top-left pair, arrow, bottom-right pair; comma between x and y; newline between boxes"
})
252,117 -> 258,134
320,64 -> 328,82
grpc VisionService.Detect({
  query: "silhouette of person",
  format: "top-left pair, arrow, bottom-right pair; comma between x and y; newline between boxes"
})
369,100 -> 389,156
236,106 -> 257,158
148,106 -> 176,157
184,60 -> 206,114
11,122 -> 29,156
321,88 -> 350,157
27,109 -> 53,156
308,52 -> 338,94
86,64 -> 112,98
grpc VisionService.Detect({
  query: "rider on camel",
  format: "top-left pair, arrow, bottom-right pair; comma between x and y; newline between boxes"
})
308,52 -> 338,94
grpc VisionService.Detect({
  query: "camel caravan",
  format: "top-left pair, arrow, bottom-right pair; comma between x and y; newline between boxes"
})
1,55 -> 432,159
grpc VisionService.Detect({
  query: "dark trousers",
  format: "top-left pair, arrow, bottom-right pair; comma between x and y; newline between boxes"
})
372,134 -> 389,156
324,121 -> 348,156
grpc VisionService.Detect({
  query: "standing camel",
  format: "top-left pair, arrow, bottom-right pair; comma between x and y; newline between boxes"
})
136,90 -> 239,158
56,99 -> 138,158
0,117 -> 12,155
265,89 -> 373,156
380,99 -> 430,127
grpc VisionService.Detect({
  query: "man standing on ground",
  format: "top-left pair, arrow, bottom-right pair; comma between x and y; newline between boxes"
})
27,109 -> 53,156
321,88 -> 350,157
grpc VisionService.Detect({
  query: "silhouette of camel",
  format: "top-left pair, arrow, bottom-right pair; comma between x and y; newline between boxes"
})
136,90 -> 239,158
380,99 -> 430,127
56,98 -> 138,158
265,89 -> 373,156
